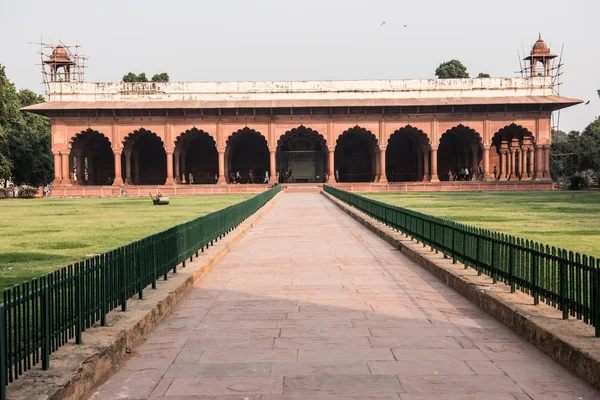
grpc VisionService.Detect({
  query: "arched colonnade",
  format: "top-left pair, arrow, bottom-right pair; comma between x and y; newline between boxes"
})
56,122 -> 551,186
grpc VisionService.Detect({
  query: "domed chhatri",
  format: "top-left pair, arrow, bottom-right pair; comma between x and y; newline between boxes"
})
49,45 -> 71,63
43,45 -> 75,82
524,34 -> 557,77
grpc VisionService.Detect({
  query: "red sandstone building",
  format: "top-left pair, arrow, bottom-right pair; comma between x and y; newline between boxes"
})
24,36 -> 580,195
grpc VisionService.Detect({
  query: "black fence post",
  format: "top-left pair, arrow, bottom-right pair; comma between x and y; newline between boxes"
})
509,237 -> 516,294
560,249 -> 568,320
120,248 -> 127,312
532,243 -> 539,305
41,278 -> 50,370
0,304 -> 6,400
75,264 -> 82,344
595,259 -> 600,337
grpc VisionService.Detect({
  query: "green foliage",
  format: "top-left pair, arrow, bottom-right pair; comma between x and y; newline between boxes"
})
477,72 -> 491,78
0,65 -> 53,186
435,60 -> 469,79
18,186 -> 38,198
0,187 -> 9,199
151,72 -> 169,82
122,72 -> 148,82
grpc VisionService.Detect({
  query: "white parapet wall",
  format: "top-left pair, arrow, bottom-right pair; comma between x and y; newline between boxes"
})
48,77 -> 556,103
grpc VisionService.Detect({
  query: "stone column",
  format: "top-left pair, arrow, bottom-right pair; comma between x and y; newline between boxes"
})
520,148 -> 526,180
165,151 -> 175,185
430,147 -> 439,182
379,147 -> 387,183
482,147 -> 492,181
217,150 -> 226,184
417,150 -> 423,182
543,145 -> 551,178
509,149 -> 516,181
124,149 -> 133,184
269,150 -> 276,184
499,150 -> 507,181
471,145 -> 479,175
423,147 -> 430,182
327,148 -> 335,183
174,151 -> 180,184
374,150 -> 380,182
53,152 -> 62,185
533,146 -> 544,180
61,152 -> 71,185
528,147 -> 535,178
113,150 -> 123,186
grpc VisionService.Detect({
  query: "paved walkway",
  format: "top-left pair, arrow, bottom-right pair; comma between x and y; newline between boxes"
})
91,193 -> 600,400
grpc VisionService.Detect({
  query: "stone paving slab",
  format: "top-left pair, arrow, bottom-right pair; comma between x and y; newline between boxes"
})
90,193 -> 600,400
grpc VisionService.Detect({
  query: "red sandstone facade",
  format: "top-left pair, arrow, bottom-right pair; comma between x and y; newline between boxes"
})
24,38 -> 580,195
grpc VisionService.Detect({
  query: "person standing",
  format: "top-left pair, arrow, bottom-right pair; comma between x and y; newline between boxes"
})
188,172 -> 194,184
335,168 -> 340,182
493,165 -> 498,180
264,171 -> 269,184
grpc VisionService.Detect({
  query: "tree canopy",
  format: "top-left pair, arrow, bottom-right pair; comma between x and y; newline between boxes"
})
122,72 -> 169,82
151,73 -> 169,82
435,60 -> 469,79
0,65 -> 53,187
477,72 -> 491,78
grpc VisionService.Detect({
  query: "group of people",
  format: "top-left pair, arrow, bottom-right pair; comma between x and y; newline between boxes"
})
276,168 -> 293,183
448,166 -> 484,181
229,169 -> 270,184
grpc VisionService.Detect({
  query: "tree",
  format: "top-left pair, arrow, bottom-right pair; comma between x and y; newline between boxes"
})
0,65 -> 53,187
477,73 -> 491,78
435,60 -> 469,79
578,117 -> 600,178
151,73 -> 169,82
597,89 -> 600,99
122,72 -> 148,82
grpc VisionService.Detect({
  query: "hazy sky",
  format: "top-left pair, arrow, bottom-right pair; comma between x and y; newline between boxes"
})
1,0 -> 598,132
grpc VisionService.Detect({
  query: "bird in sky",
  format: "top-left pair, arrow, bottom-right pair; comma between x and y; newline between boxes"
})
404,24 -> 408,28
585,101 -> 591,105
380,21 -> 387,26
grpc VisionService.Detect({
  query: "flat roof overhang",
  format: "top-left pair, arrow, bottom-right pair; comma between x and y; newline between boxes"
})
21,95 -> 582,117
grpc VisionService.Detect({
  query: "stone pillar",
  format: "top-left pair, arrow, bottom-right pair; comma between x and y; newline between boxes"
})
379,147 -> 387,183
533,146 -> 544,180
113,150 -> 123,186
218,150 -> 226,184
417,150 -> 423,182
430,147 -> 439,182
269,150 -> 276,184
509,149 -> 516,181
124,149 -> 133,184
165,151 -> 175,185
423,147 -> 430,182
471,145 -> 479,175
174,151 -> 180,184
528,147 -> 535,178
499,151 -> 507,181
543,145 -> 551,178
327,148 -> 335,183
61,152 -> 71,185
53,152 -> 62,185
482,147 -> 492,181
374,150 -> 380,182
520,148 -> 526,180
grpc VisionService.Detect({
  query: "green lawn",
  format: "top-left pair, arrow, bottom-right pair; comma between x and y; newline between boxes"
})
362,191 -> 600,258
0,194 -> 252,291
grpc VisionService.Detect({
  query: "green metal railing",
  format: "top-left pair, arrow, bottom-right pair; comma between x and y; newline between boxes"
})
324,185 -> 600,338
0,185 -> 280,399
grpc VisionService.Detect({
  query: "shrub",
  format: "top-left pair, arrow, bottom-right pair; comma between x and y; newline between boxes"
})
0,188 -> 8,199
568,174 -> 588,190
18,186 -> 38,198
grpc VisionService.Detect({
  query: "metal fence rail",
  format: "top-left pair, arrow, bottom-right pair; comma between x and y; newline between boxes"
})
324,185 -> 600,338
0,185 -> 280,398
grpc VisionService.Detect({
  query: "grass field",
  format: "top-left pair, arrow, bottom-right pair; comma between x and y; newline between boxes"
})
362,191 -> 600,258
0,194 -> 252,291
